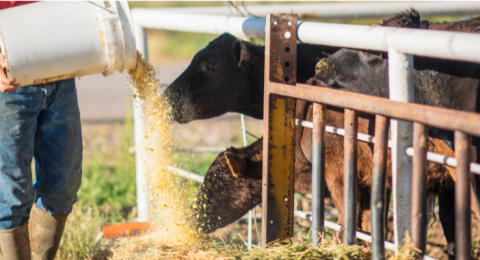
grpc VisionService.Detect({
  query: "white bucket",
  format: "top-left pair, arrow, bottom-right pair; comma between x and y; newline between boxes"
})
0,1 -> 136,86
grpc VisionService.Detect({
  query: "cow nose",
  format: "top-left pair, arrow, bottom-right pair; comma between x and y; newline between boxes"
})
315,60 -> 327,75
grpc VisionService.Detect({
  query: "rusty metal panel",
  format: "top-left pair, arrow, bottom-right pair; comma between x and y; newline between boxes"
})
267,14 -> 297,85
411,122 -> 428,258
268,82 -> 480,137
371,115 -> 389,260
344,108 -> 358,245
454,131 -> 472,260
311,103 -> 327,246
261,13 -> 297,245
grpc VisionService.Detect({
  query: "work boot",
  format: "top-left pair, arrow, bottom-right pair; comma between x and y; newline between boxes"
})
29,204 -> 69,260
0,222 -> 31,260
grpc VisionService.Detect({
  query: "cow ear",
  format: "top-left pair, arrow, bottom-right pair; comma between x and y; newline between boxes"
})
224,152 -> 247,178
232,40 -> 251,68
359,52 -> 383,66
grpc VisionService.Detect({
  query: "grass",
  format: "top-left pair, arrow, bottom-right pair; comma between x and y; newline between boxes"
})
77,118 -> 136,208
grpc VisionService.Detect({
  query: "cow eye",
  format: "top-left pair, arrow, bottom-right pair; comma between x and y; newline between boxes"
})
206,61 -> 216,71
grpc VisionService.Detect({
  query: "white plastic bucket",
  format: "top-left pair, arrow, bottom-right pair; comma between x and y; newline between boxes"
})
0,1 -> 136,86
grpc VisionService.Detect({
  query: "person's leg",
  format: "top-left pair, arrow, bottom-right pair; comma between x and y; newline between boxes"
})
33,79 -> 82,214
0,85 -> 45,260
29,79 -> 82,260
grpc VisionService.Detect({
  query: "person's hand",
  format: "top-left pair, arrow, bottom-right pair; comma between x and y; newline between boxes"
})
0,51 -> 20,93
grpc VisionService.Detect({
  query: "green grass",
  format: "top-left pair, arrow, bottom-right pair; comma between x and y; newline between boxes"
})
77,119 -> 136,208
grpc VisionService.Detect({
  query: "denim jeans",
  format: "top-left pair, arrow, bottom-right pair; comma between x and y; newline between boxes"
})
0,79 -> 82,230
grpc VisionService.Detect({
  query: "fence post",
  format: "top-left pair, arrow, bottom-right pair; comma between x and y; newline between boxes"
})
240,113 -> 253,250
133,25 -> 150,222
371,115 -> 389,260
411,123 -> 428,258
388,47 -> 414,251
261,13 -> 297,245
455,131 -> 472,260
311,103 -> 326,246
344,108 -> 358,245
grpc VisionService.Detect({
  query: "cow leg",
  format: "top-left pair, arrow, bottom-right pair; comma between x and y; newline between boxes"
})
426,192 -> 436,248
385,188 -> 391,239
438,187 -> 455,260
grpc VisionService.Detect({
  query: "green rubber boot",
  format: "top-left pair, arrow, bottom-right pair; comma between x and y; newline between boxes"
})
29,204 -> 69,260
0,222 -> 31,260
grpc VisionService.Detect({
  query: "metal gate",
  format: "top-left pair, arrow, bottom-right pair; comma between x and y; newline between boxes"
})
262,13 -> 480,260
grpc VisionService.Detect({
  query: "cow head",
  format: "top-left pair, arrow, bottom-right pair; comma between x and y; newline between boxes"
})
163,33 -> 264,124
191,140 -> 263,234
309,49 -> 389,97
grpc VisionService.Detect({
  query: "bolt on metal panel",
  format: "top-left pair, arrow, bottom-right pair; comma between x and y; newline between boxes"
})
261,13 -> 297,245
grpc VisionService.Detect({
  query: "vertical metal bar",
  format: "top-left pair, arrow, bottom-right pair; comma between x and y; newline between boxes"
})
455,131 -> 472,260
311,103 -> 326,246
133,26 -> 150,222
371,115 -> 389,260
344,108 -> 358,245
240,113 -> 252,250
388,47 -> 414,251
411,122 -> 428,258
241,114 -> 250,146
261,13 -> 297,245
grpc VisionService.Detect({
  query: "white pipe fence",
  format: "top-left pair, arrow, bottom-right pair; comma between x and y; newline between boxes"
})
133,2 -> 480,20
131,3 -> 480,255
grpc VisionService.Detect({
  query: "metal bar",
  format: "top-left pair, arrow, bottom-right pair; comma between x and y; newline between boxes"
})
389,48 -> 414,251
344,108 -> 358,245
133,26 -> 150,222
295,119 -> 380,145
133,2 -> 480,19
293,210 -> 400,254
240,114 -> 252,250
261,14 -> 297,245
297,23 -> 480,64
454,131 -> 472,260
168,166 -> 205,183
411,123 -> 429,258
241,114 -> 250,146
311,103 -> 326,246
297,120 -> 480,175
270,82 -> 480,138
132,10 -> 480,63
406,148 -> 480,175
371,115 -> 389,260
173,147 -> 226,153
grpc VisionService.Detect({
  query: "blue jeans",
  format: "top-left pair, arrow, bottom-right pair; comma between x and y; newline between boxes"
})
0,79 -> 82,230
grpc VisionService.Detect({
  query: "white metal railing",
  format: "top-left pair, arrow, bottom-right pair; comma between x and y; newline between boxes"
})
295,119 -> 480,175
131,2 -> 480,256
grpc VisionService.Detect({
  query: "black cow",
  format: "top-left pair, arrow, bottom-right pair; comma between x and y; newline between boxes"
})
163,33 -> 340,123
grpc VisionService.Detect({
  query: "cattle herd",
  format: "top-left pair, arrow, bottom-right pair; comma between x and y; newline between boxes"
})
163,9 -> 480,259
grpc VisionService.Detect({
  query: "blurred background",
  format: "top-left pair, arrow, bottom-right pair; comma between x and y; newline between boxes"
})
61,2 -> 480,259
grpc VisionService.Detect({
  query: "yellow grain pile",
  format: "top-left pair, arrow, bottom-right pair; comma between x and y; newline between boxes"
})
110,53 -> 203,259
